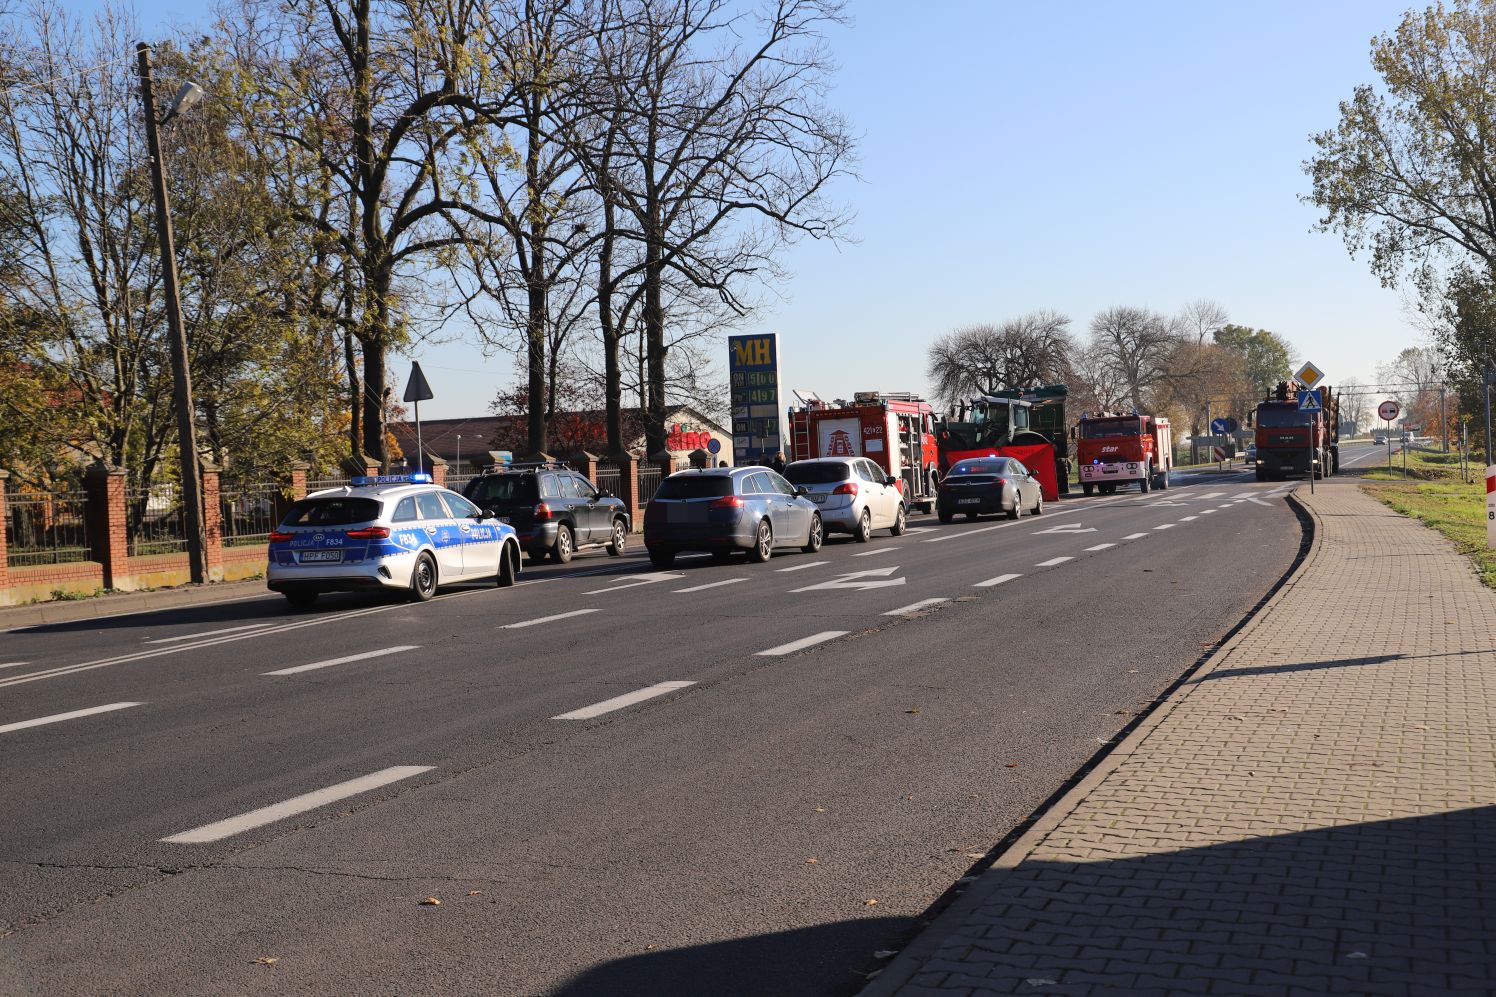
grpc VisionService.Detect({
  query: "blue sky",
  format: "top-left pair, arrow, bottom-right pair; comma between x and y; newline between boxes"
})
120,0 -> 1424,418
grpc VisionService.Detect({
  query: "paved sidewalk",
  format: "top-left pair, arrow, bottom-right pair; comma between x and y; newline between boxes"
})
869,479 -> 1496,995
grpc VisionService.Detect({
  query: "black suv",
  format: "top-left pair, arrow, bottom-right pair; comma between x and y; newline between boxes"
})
462,463 -> 630,564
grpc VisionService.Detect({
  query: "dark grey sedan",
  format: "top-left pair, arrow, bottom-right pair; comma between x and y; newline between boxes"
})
935,457 -> 1044,522
643,466 -> 824,567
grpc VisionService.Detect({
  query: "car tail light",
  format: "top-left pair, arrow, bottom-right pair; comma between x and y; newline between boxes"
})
345,526 -> 391,539
534,502 -> 552,520
833,482 -> 858,495
269,530 -> 293,544
709,496 -> 745,510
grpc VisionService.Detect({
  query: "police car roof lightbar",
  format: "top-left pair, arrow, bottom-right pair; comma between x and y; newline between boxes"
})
351,473 -> 433,486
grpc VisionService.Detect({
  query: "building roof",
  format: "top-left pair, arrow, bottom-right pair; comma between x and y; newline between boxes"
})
392,405 -> 728,462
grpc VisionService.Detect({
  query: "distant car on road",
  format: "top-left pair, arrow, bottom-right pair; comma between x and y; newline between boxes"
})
936,457 -> 1043,523
783,456 -> 907,541
463,463 -> 629,564
1374,435 -> 1387,445
643,466 -> 822,567
1244,443 -> 1257,465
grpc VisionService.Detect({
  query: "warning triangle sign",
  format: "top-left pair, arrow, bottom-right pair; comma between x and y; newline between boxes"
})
403,361 -> 435,403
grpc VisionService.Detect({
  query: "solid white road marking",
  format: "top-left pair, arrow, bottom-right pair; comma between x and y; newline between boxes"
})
500,609 -> 601,630
0,701 -> 143,735
144,623 -> 276,644
0,662 -> 31,670
263,645 -> 418,676
1123,532 -> 1150,540
160,765 -> 434,844
883,598 -> 949,616
1084,543 -> 1117,551
1180,515 -> 1199,522
776,561 -> 827,572
551,681 -> 696,720
974,573 -> 1021,587
757,631 -> 849,656
852,547 -> 898,557
1036,556 -> 1073,567
672,578 -> 747,594
1154,524 -> 1176,531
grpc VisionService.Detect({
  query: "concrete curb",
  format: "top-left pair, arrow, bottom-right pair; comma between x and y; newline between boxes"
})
860,486 -> 1318,996
0,579 -> 277,631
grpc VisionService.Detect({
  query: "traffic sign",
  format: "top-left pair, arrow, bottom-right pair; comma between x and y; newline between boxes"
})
706,437 -> 722,455
1296,389 -> 1323,413
1210,417 -> 1238,434
1295,361 -> 1325,390
1378,399 -> 1400,422
1214,445 -> 1227,462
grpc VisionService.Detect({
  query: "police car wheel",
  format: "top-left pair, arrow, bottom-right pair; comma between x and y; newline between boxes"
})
551,524 -> 575,564
606,520 -> 626,556
284,590 -> 318,609
409,553 -> 438,602
497,545 -> 518,587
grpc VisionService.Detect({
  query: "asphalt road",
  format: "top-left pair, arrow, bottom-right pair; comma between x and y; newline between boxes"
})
0,469 -> 1306,996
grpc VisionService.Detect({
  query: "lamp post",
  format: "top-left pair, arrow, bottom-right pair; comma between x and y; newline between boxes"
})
456,434 -> 462,476
136,43 -> 208,583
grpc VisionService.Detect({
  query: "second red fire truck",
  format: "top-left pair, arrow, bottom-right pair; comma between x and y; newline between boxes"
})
1075,412 -> 1173,494
787,392 -> 941,512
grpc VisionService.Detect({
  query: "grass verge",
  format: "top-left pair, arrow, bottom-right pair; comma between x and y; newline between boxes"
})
1355,449 -> 1496,590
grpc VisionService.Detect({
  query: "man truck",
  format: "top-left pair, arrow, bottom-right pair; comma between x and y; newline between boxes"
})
1253,381 -> 1339,481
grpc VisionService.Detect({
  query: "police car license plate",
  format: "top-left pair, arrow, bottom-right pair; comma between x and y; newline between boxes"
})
301,550 -> 343,563
957,497 -> 980,505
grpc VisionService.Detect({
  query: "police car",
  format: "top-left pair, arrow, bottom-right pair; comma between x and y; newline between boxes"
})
266,474 -> 521,609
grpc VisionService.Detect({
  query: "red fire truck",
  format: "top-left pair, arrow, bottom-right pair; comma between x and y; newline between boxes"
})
787,392 -> 940,512
1075,412 -> 1173,494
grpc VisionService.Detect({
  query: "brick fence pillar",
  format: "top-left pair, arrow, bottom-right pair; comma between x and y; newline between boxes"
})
427,454 -> 447,488
651,450 -> 675,481
200,462 -> 225,582
571,451 -> 600,484
275,461 -> 309,524
85,462 -> 129,590
341,455 -> 381,479
0,469 -> 9,592
612,452 -> 641,528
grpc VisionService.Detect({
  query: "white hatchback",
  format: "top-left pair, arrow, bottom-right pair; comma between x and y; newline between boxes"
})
783,457 -> 908,541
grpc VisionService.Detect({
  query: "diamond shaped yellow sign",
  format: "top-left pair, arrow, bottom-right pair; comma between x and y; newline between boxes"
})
1295,361 -> 1324,390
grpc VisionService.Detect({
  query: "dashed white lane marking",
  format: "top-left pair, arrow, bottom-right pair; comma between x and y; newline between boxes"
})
1084,543 -> 1116,551
974,573 -> 1022,587
776,561 -> 828,573
0,701 -> 143,735
672,578 -> 746,594
1200,509 -> 1217,515
581,573 -> 681,595
883,598 -> 949,616
1233,491 -> 1256,499
1122,533 -> 1150,540
852,547 -> 897,557
1036,556 -> 1073,567
921,506 -> 1082,543
1217,504 -> 1233,509
0,662 -> 32,670
551,681 -> 696,720
1180,515 -> 1199,522
757,631 -> 849,656
263,645 -> 418,676
1154,524 -> 1177,531
144,623 -> 276,644
500,609 -> 601,630
160,765 -> 434,844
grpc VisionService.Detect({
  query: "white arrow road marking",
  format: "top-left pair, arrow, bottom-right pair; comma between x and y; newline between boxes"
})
882,598 -> 949,616
1084,543 -> 1116,551
974,573 -> 1021,587
1122,533 -> 1150,540
672,578 -> 746,594
582,572 -> 681,595
145,623 -> 277,644
500,609 -> 601,629
263,645 -> 418,676
1195,491 -> 1225,499
1036,556 -> 1073,567
0,701 -> 143,735
552,681 -> 696,720
791,566 -> 906,593
757,631 -> 849,656
161,765 -> 434,844
776,561 -> 828,573
1032,522 -> 1097,535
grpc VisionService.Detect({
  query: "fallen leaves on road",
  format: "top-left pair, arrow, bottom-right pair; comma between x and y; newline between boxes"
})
805,858 -> 818,865
252,957 -> 279,966
467,890 -> 482,896
420,897 -> 441,906
1005,763 -> 1019,768
814,806 -> 827,813
863,899 -> 879,907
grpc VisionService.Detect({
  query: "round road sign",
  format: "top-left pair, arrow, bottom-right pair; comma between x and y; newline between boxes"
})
706,437 -> 722,455
1378,400 -> 1400,422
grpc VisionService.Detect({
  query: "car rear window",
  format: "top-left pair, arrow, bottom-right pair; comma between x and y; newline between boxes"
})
785,462 -> 851,484
281,497 -> 382,527
467,475 -> 539,506
654,475 -> 734,499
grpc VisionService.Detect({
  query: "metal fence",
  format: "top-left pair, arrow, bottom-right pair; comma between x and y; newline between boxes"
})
127,484 -> 188,556
595,464 -> 622,497
637,463 -> 663,505
446,472 -> 477,494
220,480 -> 281,548
306,475 -> 350,492
6,490 -> 91,568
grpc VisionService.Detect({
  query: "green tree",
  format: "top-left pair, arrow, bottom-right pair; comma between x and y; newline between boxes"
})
1213,325 -> 1293,400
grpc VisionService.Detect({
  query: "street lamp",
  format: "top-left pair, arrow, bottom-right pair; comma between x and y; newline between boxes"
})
136,42 -> 208,584
456,434 -> 462,476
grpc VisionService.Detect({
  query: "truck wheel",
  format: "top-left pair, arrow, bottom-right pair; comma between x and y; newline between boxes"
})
1139,465 -> 1151,493
1082,483 -> 1094,497
1254,465 -> 1267,482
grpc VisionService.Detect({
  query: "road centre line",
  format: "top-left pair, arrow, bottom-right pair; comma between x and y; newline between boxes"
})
672,578 -> 746,594
1180,515 -> 1199,521
1122,533 -> 1150,540
1154,524 -> 1176,530
974,573 -> 1021,587
852,547 -> 897,557
0,701 -> 143,735
1200,509 -> 1217,515
144,622 -> 276,644
1084,543 -> 1116,551
551,681 -> 696,720
160,765 -> 434,845
883,598 -> 949,616
757,631 -> 849,656
263,645 -> 418,676
500,609 -> 601,630
0,662 -> 31,669
1036,556 -> 1073,567
0,591 -> 490,692
776,561 -> 827,572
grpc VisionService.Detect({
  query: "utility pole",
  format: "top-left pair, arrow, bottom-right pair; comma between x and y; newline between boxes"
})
1484,363 -> 1494,468
137,43 -> 207,584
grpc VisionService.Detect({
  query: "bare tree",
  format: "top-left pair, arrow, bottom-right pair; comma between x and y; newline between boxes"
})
1178,299 -> 1228,345
1337,377 -> 1372,431
926,310 -> 1075,408
1087,306 -> 1182,412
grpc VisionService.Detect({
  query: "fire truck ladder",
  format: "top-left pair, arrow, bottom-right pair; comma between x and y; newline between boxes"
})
790,411 -> 813,463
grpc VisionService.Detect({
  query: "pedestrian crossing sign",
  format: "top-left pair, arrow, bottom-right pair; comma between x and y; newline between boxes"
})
1296,389 -> 1323,412
1295,361 -> 1324,389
